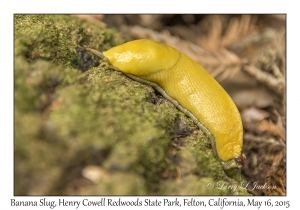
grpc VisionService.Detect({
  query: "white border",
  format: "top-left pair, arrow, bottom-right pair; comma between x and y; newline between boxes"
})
2,0 -> 299,209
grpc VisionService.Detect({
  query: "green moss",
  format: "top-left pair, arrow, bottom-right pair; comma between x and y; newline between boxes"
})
14,14 -> 125,68
14,14 -> 250,196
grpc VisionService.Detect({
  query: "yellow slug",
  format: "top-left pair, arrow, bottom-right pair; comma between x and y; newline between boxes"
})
86,39 -> 244,169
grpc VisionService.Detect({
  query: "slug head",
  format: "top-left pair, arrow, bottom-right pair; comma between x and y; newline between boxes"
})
103,39 -> 181,77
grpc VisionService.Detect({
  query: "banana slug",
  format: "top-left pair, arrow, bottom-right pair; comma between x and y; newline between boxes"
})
86,39 -> 245,169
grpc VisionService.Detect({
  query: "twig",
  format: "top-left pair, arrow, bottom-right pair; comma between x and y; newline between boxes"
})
243,65 -> 285,95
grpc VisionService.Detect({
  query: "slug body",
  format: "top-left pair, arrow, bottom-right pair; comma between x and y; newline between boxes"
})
87,39 -> 243,169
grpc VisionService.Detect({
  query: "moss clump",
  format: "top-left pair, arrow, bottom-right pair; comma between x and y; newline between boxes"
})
14,14 -> 250,195
14,14 -> 125,69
